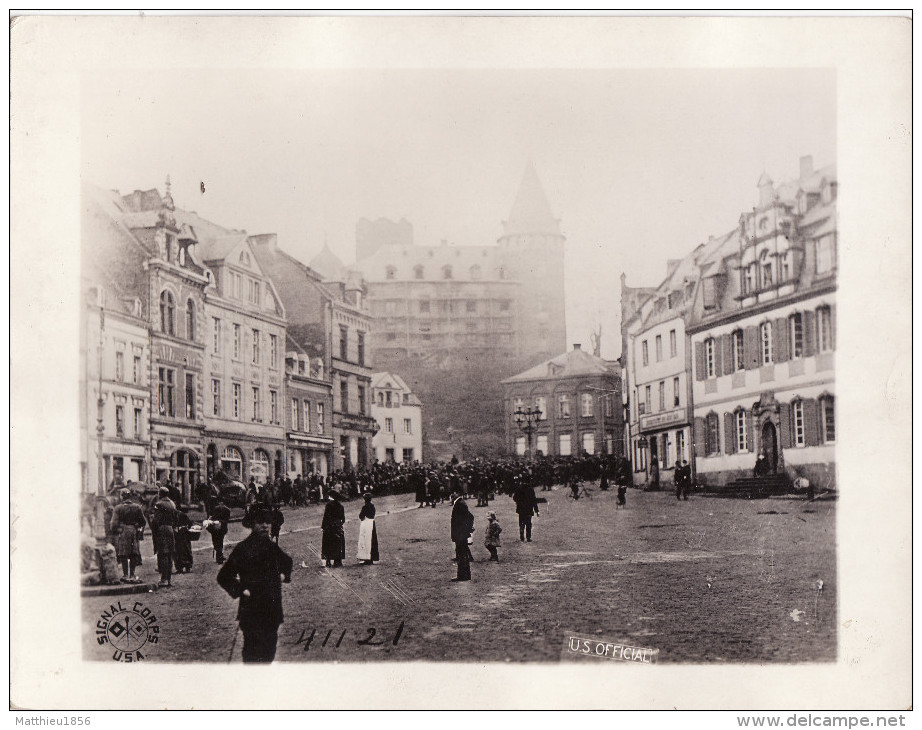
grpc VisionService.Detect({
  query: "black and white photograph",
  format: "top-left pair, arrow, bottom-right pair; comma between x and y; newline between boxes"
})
10,13 -> 912,715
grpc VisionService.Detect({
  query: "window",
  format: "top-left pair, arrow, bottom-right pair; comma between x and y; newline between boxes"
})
159,291 -> 175,335
642,340 -> 649,366
291,399 -> 299,430
403,418 -> 412,434
466,300 -> 477,313
817,306 -> 833,352
581,393 -> 593,418
252,387 -> 261,421
133,408 -> 142,440
780,251 -> 792,282
515,436 -> 527,456
582,432 -> 595,455
820,395 -> 835,442
419,299 -> 430,314
670,329 -> 677,358
534,396 -> 547,420
655,335 -> 663,362
760,322 -> 773,364
536,434 -> 548,455
385,418 -> 394,433
341,380 -> 349,412
133,355 -> 141,384
357,385 -> 366,415
644,385 -> 651,414
760,252 -> 774,289
675,430 -> 685,462
270,335 -> 278,368
115,405 -> 124,437
270,390 -> 278,423
385,265 -> 396,280
340,326 -> 348,360
705,338 -> 716,378
793,400 -> 805,446
735,410 -> 748,452
673,377 -> 680,407
115,351 -> 124,382
789,314 -> 803,358
186,299 -> 195,340
232,383 -> 241,419
182,374 -> 194,419
514,396 -> 524,414
413,265 -> 424,279
470,265 -> 481,280
557,394 -> 571,419
357,332 -> 365,366
705,412 -> 720,455
742,265 -> 754,295
442,265 -> 453,280
559,434 -> 572,456
732,330 -> 745,371
604,396 -> 613,418
240,250 -> 251,266
233,324 -> 241,359
158,367 -> 174,417
303,401 -> 310,433
252,329 -> 260,364
213,318 -> 221,354
212,379 -> 221,416
499,300 -> 510,312
816,236 -> 835,274
316,403 -> 325,434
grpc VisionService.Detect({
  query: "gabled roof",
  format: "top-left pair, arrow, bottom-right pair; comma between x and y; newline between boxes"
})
371,371 -> 423,405
502,346 -> 615,384
309,243 -> 347,281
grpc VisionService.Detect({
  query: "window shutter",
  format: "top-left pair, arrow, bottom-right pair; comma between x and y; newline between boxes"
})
803,310 -> 817,357
779,402 -> 793,449
724,412 -> 736,454
746,411 -> 755,453
693,417 -> 706,457
774,318 -> 790,362
803,398 -> 820,446
744,326 -> 759,370
695,341 -> 705,381
829,304 -> 836,351
722,334 -> 734,373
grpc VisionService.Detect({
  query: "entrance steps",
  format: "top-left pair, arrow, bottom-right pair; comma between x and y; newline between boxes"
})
702,474 -> 792,499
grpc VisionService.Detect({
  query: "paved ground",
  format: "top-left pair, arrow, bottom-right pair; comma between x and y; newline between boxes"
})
82,485 -> 836,664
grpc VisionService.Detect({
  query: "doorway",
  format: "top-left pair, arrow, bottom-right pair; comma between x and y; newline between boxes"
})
761,421 -> 778,473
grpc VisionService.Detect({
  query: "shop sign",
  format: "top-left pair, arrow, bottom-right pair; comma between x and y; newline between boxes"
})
640,409 -> 686,431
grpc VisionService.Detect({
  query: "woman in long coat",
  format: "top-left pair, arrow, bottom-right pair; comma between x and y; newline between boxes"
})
357,493 -> 380,565
321,492 -> 346,567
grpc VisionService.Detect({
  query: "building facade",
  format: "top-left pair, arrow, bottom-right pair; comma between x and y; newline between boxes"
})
348,161 -> 566,368
501,344 -> 624,458
284,339 -> 334,479
371,372 -> 423,464
686,156 -> 837,488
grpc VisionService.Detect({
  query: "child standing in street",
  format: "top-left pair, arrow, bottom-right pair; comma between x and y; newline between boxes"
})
484,511 -> 502,561
617,483 -> 627,509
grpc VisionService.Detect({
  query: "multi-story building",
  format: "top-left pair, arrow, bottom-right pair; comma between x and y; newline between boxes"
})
686,156 -> 837,488
621,237 -> 725,486
251,235 -> 375,474
370,372 -> 423,464
346,161 -> 566,367
501,344 -> 623,458
284,338 -> 334,478
80,285 -> 151,491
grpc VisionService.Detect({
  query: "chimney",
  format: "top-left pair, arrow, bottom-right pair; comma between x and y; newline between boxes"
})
800,155 -> 814,179
573,343 -> 581,351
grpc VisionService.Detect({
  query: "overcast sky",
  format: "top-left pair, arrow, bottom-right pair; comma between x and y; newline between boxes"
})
82,67 -> 835,359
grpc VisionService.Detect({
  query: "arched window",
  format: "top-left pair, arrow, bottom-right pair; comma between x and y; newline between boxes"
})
819,394 -> 835,443
789,313 -> 803,358
252,449 -> 270,482
442,265 -> 453,280
791,399 -> 805,447
413,265 -> 424,280
220,446 -> 244,480
704,337 -> 716,378
385,265 -> 397,280
817,305 -> 833,352
239,250 -> 251,266
731,330 -> 745,371
159,291 -> 175,335
185,299 -> 195,341
734,408 -> 749,452
705,412 -> 720,455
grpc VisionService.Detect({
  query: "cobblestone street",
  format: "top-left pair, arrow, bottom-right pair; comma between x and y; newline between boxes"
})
82,487 -> 836,664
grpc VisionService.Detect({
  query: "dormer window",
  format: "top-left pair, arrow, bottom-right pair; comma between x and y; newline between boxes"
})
239,250 -> 251,266
442,265 -> 453,280
385,265 -> 397,280
760,251 -> 774,288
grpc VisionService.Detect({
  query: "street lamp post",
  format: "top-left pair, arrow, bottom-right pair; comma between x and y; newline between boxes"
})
513,406 -> 542,459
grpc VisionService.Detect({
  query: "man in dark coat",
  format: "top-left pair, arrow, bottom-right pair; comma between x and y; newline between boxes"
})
208,498 -> 231,564
217,506 -> 293,663
110,489 -> 146,583
513,481 -> 540,542
321,492 -> 346,567
450,497 -> 475,582
173,510 -> 194,574
149,488 -> 178,587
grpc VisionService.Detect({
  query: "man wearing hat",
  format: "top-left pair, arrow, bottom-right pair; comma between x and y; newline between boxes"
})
109,488 -> 146,583
207,497 -> 231,564
218,506 -> 293,663
321,491 -> 346,568
149,487 -> 179,587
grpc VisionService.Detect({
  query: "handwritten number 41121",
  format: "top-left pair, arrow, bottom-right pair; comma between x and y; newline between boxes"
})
291,621 -> 405,651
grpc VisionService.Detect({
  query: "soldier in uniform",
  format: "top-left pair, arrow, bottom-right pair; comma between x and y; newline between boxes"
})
207,497 -> 231,564
110,488 -> 146,583
149,487 -> 178,587
217,506 -> 293,663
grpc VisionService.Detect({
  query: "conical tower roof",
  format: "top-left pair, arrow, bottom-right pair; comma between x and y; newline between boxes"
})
502,160 -> 560,237
309,242 -> 346,281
